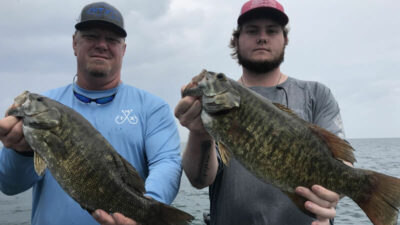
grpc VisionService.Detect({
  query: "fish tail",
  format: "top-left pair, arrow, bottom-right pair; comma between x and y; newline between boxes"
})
152,202 -> 194,225
355,170 -> 400,225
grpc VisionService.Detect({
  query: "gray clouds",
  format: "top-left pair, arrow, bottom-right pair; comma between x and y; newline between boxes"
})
0,0 -> 399,140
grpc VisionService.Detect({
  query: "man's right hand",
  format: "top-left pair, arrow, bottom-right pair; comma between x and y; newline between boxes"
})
174,85 -> 208,135
0,116 -> 31,152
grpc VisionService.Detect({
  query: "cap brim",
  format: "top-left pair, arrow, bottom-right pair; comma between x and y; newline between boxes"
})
75,20 -> 127,37
238,7 -> 288,26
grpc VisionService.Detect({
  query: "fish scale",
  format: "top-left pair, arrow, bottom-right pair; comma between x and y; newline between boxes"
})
183,70 -> 400,225
7,91 -> 194,225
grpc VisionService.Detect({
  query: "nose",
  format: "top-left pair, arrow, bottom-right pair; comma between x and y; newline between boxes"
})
257,38 -> 267,44
257,31 -> 268,44
94,37 -> 108,51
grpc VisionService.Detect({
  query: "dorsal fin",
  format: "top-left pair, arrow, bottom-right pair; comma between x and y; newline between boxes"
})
273,102 -> 355,164
273,103 -> 301,119
309,124 -> 356,164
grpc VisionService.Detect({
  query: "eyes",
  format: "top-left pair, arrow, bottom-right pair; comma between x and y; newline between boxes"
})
243,26 -> 281,36
216,73 -> 225,80
80,33 -> 123,45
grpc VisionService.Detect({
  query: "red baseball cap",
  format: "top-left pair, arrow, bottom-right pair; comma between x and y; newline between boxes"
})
237,0 -> 289,26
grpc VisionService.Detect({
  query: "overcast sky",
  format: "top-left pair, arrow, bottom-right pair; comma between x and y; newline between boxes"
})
1,0 -> 399,140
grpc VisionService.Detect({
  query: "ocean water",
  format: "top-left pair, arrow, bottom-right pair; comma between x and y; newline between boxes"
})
0,138 -> 399,225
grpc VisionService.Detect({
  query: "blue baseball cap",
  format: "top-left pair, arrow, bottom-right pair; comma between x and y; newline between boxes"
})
75,2 -> 127,37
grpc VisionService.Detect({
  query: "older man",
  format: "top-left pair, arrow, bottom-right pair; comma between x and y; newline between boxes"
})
0,2 -> 182,225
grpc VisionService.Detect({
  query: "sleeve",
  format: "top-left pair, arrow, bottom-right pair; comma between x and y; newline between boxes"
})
0,147 -> 40,195
312,83 -> 346,139
143,103 -> 182,204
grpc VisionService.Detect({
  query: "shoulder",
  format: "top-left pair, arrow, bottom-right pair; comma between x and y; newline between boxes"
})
120,84 -> 168,106
287,77 -> 330,93
286,77 -> 334,101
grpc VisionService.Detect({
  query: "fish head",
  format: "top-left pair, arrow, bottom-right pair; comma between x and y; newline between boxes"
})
183,70 -> 241,114
7,91 -> 60,129
8,91 -> 50,116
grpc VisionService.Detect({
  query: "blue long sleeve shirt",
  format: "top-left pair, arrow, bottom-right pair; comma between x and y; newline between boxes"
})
0,83 -> 182,225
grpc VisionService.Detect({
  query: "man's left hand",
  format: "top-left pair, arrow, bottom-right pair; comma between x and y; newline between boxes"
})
92,209 -> 139,225
295,185 -> 340,225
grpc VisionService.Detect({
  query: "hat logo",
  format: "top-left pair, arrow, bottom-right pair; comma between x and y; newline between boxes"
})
86,7 -> 121,22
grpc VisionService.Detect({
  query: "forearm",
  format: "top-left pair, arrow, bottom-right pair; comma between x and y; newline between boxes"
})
144,146 -> 182,204
182,131 -> 218,189
0,147 -> 39,195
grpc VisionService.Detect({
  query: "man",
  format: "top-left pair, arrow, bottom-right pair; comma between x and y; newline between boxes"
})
175,0 -> 350,225
0,2 -> 182,225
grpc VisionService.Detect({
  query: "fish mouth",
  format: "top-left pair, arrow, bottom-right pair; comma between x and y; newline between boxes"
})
182,86 -> 204,98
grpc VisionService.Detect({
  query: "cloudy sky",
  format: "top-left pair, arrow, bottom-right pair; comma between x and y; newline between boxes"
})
1,0 -> 399,140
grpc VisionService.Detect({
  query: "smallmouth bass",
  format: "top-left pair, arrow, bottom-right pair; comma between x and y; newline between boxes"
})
8,91 -> 193,225
182,70 -> 400,225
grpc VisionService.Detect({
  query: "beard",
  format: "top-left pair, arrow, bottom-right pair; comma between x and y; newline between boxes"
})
237,47 -> 285,74
86,61 -> 111,78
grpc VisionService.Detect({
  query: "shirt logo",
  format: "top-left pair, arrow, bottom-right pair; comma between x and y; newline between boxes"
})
115,109 -> 138,125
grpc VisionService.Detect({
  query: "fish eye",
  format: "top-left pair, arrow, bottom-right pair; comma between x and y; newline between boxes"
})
216,73 -> 225,80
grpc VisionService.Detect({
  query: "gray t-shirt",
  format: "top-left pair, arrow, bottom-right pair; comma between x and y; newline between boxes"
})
209,77 -> 345,225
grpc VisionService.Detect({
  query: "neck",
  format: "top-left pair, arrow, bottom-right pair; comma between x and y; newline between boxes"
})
239,67 -> 287,87
76,73 -> 121,90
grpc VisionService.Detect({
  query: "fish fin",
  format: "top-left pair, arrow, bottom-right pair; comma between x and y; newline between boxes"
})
33,152 -> 47,176
273,103 -> 302,118
273,102 -> 356,164
24,127 -> 69,160
309,125 -> 356,164
354,170 -> 400,225
111,152 -> 146,193
218,142 -> 231,166
150,200 -> 194,225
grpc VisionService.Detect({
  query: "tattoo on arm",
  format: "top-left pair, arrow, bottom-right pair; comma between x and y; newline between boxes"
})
194,140 -> 212,186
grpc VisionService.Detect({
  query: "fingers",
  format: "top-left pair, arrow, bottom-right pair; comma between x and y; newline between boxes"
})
311,220 -> 330,225
93,210 -> 139,225
112,213 -> 138,225
296,185 -> 339,220
174,96 -> 206,134
296,185 -> 338,209
176,98 -> 202,125
0,116 -> 19,137
0,116 -> 31,151
93,209 -> 115,225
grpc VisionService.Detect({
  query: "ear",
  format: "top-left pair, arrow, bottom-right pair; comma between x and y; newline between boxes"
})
122,42 -> 127,56
284,36 -> 289,46
72,34 -> 78,56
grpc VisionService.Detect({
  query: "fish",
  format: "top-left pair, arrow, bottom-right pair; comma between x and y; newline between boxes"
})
182,70 -> 400,225
7,91 -> 194,225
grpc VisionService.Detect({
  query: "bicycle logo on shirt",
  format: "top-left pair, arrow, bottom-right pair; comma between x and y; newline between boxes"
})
115,109 -> 138,125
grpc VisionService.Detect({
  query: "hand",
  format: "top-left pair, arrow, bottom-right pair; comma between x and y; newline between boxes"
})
0,116 -> 31,152
295,185 -> 340,225
174,85 -> 207,135
92,209 -> 139,225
